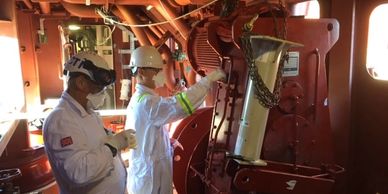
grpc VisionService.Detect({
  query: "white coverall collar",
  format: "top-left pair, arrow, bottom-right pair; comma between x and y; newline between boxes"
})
61,91 -> 92,117
135,83 -> 158,95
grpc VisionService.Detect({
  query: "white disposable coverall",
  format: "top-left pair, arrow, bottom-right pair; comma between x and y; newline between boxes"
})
125,77 -> 214,194
43,91 -> 127,194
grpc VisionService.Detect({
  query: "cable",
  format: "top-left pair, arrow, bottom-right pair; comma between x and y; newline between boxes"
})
96,0 -> 219,28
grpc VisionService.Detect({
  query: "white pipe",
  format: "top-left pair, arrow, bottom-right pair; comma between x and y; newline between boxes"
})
234,35 -> 303,165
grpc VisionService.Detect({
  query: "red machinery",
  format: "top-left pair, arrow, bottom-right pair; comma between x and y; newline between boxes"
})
0,146 -> 54,193
0,121 -> 55,193
172,2 -> 344,194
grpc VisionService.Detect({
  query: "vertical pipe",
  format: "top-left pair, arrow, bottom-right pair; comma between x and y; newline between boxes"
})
114,7 -> 175,90
39,2 -> 51,14
144,28 -> 176,90
313,48 -> 320,122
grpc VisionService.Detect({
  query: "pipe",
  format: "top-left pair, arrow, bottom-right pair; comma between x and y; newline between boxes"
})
58,1 -> 182,90
159,45 -> 176,91
148,8 -> 186,51
60,0 -> 189,42
156,48 -> 176,92
22,0 -> 33,9
61,2 -> 99,18
62,0 -> 158,5
186,64 -> 197,86
313,48 -> 320,122
148,25 -> 163,38
154,25 -> 166,34
31,0 -> 59,2
39,2 -> 51,14
143,24 -> 176,91
144,27 -> 158,44
153,2 -> 189,41
174,0 -> 210,5
114,6 -> 176,90
165,0 -> 181,8
153,31 -> 172,48
38,0 -> 186,52
114,6 -> 152,46
234,37 -> 302,164
39,11 -> 70,18
61,0 -> 211,6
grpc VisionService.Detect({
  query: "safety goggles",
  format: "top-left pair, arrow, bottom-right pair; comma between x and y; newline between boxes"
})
65,59 -> 116,86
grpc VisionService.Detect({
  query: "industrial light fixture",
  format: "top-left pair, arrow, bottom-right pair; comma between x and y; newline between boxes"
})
146,5 -> 153,11
68,24 -> 81,31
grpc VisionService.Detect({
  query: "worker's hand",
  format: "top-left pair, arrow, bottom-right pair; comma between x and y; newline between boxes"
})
207,68 -> 226,82
105,129 -> 137,151
170,138 -> 184,151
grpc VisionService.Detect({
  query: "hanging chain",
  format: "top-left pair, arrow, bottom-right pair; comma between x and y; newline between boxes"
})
240,2 -> 289,108
279,0 -> 288,39
269,0 -> 288,39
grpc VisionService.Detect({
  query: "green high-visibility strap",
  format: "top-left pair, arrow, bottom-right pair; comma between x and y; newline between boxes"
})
177,92 -> 194,115
137,93 -> 149,103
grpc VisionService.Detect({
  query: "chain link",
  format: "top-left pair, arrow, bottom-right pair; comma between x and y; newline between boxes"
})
279,0 -> 288,39
240,4 -> 289,108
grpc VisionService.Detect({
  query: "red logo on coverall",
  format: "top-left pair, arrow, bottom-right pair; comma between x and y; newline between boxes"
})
61,136 -> 73,147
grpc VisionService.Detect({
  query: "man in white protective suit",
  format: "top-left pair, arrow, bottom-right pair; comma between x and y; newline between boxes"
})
125,45 -> 226,194
43,52 -> 137,194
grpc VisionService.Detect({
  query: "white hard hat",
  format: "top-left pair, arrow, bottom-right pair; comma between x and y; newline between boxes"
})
129,46 -> 163,70
63,52 -> 116,86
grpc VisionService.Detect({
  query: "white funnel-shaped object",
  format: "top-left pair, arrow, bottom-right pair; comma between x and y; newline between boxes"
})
234,35 -> 303,165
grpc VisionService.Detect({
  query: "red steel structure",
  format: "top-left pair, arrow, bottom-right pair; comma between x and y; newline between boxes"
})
172,2 -> 344,194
